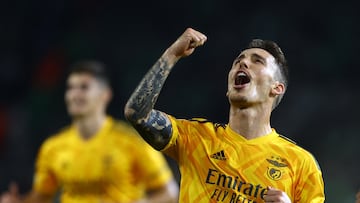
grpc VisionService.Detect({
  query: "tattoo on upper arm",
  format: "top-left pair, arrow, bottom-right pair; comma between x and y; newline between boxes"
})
133,110 -> 172,150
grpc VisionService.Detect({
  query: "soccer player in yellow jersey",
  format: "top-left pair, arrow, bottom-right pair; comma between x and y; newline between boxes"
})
124,28 -> 325,203
0,61 -> 179,203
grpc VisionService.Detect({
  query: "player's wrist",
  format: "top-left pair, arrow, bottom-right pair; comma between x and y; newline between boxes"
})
161,49 -> 181,66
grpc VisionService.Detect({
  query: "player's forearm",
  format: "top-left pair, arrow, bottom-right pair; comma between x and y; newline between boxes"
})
124,52 -> 179,150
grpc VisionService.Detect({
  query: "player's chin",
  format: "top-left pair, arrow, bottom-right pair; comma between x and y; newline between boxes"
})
227,91 -> 247,101
67,109 -> 87,118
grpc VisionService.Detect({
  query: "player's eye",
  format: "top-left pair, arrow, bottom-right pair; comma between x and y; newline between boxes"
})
253,57 -> 265,65
80,84 -> 89,91
232,58 -> 239,65
66,84 -> 74,91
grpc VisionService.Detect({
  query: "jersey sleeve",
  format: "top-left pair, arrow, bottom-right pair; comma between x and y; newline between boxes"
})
295,154 -> 325,203
160,114 -> 190,161
161,115 -> 212,162
32,138 -> 58,196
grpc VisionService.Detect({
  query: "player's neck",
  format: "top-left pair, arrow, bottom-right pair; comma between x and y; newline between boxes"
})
73,113 -> 107,140
228,104 -> 272,140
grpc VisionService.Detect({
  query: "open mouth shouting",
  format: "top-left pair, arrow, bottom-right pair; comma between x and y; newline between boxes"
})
234,71 -> 251,88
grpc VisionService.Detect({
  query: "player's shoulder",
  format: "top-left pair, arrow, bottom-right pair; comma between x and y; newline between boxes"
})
277,134 -> 297,145
276,134 -> 306,152
111,118 -> 138,135
109,118 -> 145,142
39,125 -> 72,150
47,125 -> 72,139
276,134 -> 320,165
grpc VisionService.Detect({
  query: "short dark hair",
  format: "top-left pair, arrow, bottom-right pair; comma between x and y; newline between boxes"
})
247,39 -> 289,109
68,60 -> 110,86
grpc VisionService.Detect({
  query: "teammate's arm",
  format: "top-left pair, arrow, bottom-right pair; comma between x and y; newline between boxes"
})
124,28 -> 207,150
145,180 -> 179,203
1,136 -> 59,203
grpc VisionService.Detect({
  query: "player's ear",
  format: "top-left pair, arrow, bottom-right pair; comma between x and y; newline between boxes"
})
106,88 -> 113,102
271,81 -> 285,96
102,86 -> 113,104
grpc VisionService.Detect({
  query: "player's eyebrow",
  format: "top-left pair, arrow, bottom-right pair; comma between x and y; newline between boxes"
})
234,52 -> 266,63
251,53 -> 266,61
234,54 -> 245,61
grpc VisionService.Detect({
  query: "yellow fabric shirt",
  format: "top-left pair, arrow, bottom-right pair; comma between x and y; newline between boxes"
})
162,116 -> 325,203
33,116 -> 173,203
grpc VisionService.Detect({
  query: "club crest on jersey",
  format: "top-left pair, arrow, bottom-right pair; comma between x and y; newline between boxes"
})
266,155 -> 288,180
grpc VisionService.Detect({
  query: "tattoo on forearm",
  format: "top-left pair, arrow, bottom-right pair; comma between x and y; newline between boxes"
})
125,57 -> 174,150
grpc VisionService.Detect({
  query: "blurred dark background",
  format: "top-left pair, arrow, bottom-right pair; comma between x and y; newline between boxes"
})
0,0 -> 359,202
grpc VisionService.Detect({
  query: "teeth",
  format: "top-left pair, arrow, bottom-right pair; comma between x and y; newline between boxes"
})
235,71 -> 250,86
237,72 -> 247,77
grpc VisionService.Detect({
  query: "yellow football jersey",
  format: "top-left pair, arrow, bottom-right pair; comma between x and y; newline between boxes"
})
162,116 -> 324,203
33,116 -> 173,203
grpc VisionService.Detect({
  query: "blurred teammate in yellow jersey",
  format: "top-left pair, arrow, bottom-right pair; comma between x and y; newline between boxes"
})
124,28 -> 325,203
0,61 -> 179,203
